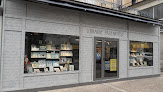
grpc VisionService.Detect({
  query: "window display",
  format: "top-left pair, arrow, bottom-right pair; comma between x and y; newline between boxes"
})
129,41 -> 153,67
24,32 -> 79,74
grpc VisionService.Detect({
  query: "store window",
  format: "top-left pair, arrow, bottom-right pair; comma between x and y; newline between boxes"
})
129,41 -> 153,67
24,32 -> 79,73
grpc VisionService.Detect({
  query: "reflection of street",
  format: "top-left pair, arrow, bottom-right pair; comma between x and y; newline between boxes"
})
21,75 -> 163,92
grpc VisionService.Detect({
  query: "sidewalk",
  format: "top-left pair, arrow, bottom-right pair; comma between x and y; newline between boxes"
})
16,74 -> 163,92
40,75 -> 163,92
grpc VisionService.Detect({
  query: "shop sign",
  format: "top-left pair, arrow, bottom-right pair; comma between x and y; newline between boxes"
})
110,59 -> 117,71
87,28 -> 124,37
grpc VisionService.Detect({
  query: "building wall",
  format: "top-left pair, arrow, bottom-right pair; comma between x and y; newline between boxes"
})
1,0 -> 160,91
160,32 -> 163,71
135,0 -> 163,10
0,15 -> 2,92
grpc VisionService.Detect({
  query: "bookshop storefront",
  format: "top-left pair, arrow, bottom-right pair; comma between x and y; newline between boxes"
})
24,33 -> 79,73
0,0 -> 161,91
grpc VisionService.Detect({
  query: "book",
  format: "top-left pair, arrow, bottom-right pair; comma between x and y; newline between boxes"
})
40,45 -> 46,50
144,61 -> 147,66
47,45 -> 52,50
53,60 -> 59,67
51,52 -> 55,58
46,53 -> 51,58
60,66 -> 63,71
49,66 -> 53,72
44,68 -> 49,72
66,43 -> 72,50
60,58 -> 66,63
63,67 -> 67,71
34,69 -> 40,73
69,65 -> 74,71
38,52 -> 46,58
61,44 -> 67,50
54,53 -> 60,58
66,58 -> 72,63
38,60 -> 46,68
64,64 -> 69,71
31,52 -> 38,58
32,61 -> 38,68
52,45 -> 56,50
54,68 -> 60,72
60,51 -> 73,56
31,45 -> 39,51
46,61 -> 53,67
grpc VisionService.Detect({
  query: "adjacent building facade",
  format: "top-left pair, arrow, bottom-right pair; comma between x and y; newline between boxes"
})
0,0 -> 161,91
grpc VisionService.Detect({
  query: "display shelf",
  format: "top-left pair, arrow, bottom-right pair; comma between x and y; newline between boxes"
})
23,70 -> 79,77
31,57 -> 46,59
59,62 -> 72,64
46,49 -> 60,51
130,56 -> 143,58
129,66 -> 153,70
60,49 -> 72,51
46,58 -> 60,59
32,67 -> 45,68
60,56 -> 73,57
130,51 -> 143,53
130,51 -> 138,53
31,50 -> 47,52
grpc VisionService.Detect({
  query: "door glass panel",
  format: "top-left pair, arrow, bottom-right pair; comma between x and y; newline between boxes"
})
96,40 -> 102,78
104,41 -> 117,78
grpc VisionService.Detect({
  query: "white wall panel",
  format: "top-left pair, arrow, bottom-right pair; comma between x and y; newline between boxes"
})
24,73 -> 79,89
2,31 -> 21,90
79,37 -> 93,83
6,0 -> 26,17
119,40 -> 128,78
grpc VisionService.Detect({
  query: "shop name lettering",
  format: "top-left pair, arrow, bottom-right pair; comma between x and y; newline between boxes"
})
87,29 -> 124,37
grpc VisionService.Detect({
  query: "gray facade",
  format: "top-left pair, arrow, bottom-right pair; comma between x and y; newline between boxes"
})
0,0 -> 160,91
160,33 -> 163,71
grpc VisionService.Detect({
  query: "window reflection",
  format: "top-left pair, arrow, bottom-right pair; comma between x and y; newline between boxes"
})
130,41 -> 153,67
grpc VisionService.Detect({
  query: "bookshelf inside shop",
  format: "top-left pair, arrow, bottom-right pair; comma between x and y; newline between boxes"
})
24,33 -> 79,74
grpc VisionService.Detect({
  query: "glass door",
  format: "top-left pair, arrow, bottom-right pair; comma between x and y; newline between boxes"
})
95,40 -> 102,79
94,38 -> 118,80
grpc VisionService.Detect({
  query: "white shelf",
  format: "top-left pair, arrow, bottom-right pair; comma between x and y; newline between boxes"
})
47,49 -> 60,51
129,66 -> 153,70
60,56 -> 73,57
31,57 -> 46,59
46,58 -> 60,59
31,50 -> 46,52
59,62 -> 72,64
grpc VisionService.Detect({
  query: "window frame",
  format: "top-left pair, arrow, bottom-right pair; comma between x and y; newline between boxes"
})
24,32 -> 80,75
129,40 -> 153,68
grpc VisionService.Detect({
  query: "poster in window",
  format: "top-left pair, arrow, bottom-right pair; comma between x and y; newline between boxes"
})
110,59 -> 117,71
96,53 -> 101,60
105,61 -> 110,70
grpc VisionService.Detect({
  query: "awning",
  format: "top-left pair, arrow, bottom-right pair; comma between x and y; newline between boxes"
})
27,0 -> 163,26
